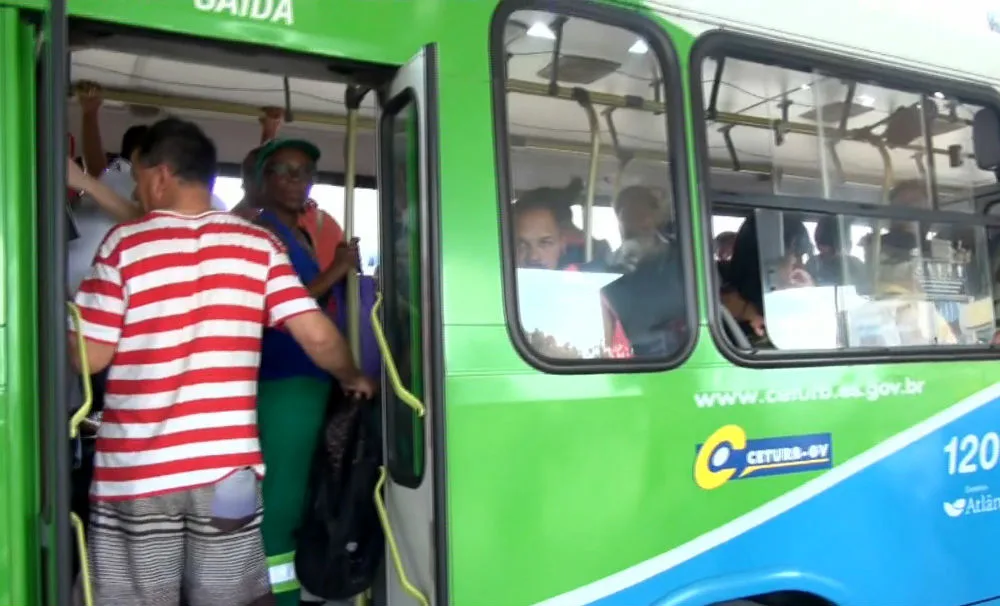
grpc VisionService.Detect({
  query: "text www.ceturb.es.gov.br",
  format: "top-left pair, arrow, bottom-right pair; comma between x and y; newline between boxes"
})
693,378 -> 926,408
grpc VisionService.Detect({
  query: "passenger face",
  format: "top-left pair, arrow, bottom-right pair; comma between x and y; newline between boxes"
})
617,198 -> 661,241
133,159 -> 174,212
262,148 -> 315,213
515,208 -> 564,270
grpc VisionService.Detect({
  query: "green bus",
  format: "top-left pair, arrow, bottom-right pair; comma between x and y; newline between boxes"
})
3,0 -> 1000,604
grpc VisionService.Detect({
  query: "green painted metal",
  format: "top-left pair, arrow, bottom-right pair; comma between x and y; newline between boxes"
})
0,7 -> 42,606
0,0 -> 996,605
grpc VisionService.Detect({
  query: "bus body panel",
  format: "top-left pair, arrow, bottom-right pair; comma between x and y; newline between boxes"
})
2,0 -> 1000,604
0,7 -> 43,606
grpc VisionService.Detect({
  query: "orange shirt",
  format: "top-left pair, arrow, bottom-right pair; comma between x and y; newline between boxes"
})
299,199 -> 344,269
564,264 -> 633,359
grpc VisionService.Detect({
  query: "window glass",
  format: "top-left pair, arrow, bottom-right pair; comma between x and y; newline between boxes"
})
211,175 -> 380,275
382,94 -> 424,486
704,53 -> 1000,352
714,207 -> 996,350
500,9 -> 688,363
702,56 -> 995,208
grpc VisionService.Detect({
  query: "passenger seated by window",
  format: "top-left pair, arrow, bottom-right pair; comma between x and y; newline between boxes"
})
806,215 -> 867,287
516,178 -> 611,268
599,186 -> 687,358
715,231 -> 736,263
513,196 -> 566,270
721,214 -> 814,346
864,180 -> 969,327
846,255 -> 957,346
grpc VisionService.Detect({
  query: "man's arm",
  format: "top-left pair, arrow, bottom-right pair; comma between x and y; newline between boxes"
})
265,240 -> 376,397
68,235 -> 126,375
285,311 -> 364,382
76,82 -> 109,177
67,332 -> 116,375
67,158 -> 142,222
260,107 -> 283,143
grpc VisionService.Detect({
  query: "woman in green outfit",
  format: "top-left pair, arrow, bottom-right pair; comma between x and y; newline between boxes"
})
252,138 -> 369,606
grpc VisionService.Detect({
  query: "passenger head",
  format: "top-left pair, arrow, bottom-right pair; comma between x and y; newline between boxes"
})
120,125 -> 150,165
814,216 -> 844,256
888,179 -> 929,209
728,213 -> 811,309
614,186 -> 662,240
241,145 -> 264,204
714,231 -> 737,262
513,197 -> 564,270
132,118 -> 217,211
257,139 -> 320,214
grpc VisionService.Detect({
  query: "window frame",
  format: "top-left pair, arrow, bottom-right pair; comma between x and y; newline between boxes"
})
691,30 -> 1000,368
378,87 -> 427,488
490,0 -> 698,374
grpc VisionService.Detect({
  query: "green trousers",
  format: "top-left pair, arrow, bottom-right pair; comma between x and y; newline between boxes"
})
257,376 -> 330,606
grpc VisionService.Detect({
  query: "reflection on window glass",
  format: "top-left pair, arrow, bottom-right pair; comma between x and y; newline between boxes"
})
701,56 -> 995,207
501,9 -> 689,363
212,176 -> 380,275
382,95 -> 424,486
705,53 -> 1000,352
717,208 -> 996,350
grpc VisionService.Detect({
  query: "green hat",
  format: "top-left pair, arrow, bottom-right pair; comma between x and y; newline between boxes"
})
254,138 -> 321,183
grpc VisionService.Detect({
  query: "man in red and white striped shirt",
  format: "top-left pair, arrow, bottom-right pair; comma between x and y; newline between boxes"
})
68,117 -> 375,606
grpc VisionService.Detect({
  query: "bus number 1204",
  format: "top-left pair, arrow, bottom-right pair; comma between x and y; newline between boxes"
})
944,433 -> 1000,475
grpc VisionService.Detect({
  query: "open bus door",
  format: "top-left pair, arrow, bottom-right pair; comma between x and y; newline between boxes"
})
373,44 -> 442,606
33,0 -> 74,604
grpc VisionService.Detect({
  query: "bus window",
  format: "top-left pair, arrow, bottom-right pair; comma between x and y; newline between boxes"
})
701,49 -> 1000,354
497,7 -> 691,365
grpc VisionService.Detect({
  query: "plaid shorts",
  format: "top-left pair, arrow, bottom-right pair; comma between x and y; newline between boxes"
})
88,480 -> 272,606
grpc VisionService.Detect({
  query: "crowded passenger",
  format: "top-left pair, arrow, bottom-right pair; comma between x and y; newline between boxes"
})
806,215 -> 867,287
600,185 -> 686,357
74,82 -> 227,213
714,231 -> 736,263
514,179 -> 611,268
250,137 -> 363,606
67,117 -> 375,605
513,195 -> 565,270
232,109 -> 347,281
721,213 -> 814,345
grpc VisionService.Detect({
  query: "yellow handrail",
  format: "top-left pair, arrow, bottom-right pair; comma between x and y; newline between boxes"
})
374,466 -> 429,606
67,303 -> 91,438
370,293 -> 425,417
66,302 -> 94,606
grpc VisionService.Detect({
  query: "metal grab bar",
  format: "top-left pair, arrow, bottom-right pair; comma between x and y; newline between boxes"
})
67,302 -> 94,606
370,293 -> 425,417
374,466 -> 429,606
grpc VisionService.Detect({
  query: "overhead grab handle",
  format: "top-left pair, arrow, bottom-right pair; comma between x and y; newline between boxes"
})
370,293 -> 426,417
572,87 -> 601,262
603,106 -> 634,198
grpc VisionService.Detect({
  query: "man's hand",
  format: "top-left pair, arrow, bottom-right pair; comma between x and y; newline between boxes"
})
67,157 -> 90,191
332,237 -> 361,273
341,373 -> 378,400
260,107 -> 285,142
76,81 -> 103,114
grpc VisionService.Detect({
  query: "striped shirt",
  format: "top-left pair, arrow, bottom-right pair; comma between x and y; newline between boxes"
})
70,209 -> 318,500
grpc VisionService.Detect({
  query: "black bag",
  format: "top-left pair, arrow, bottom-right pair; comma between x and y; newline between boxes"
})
295,394 -> 384,601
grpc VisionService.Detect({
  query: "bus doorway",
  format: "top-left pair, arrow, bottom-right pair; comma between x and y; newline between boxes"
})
53,20 -> 442,606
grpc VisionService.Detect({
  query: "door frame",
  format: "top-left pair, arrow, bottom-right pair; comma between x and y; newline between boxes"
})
375,43 -> 448,605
